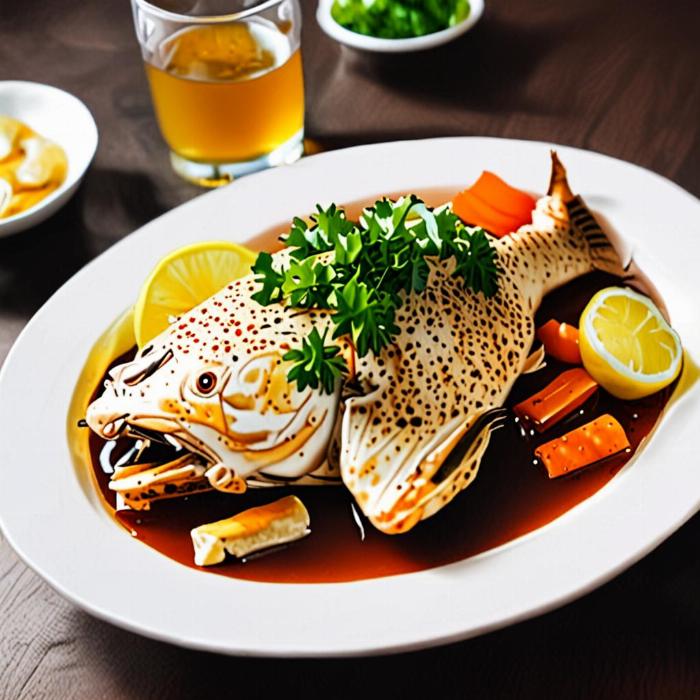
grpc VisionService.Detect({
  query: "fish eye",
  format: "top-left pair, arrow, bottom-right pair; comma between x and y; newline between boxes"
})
195,371 -> 217,395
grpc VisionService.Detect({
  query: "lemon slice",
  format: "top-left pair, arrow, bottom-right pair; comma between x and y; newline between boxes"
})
134,241 -> 256,347
579,286 -> 682,399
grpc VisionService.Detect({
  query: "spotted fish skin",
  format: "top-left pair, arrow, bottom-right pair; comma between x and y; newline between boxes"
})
87,154 -> 623,532
341,188 -> 613,533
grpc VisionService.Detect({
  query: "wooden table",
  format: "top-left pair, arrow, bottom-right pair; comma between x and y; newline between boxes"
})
1,1 -> 699,696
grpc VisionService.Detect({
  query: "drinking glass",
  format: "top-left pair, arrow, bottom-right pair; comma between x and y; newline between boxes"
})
131,0 -> 304,186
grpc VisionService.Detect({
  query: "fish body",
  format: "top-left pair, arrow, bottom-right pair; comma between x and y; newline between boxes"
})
87,154 -> 624,533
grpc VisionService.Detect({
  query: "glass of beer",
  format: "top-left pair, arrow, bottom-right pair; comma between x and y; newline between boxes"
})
131,0 -> 304,186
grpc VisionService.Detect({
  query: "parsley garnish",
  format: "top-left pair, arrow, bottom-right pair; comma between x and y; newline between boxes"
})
252,197 -> 499,393
250,252 -> 284,306
283,328 -> 347,394
331,0 -> 470,40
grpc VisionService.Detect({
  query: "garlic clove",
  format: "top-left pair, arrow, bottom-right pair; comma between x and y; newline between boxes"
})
0,116 -> 22,161
15,136 -> 68,188
0,177 -> 13,217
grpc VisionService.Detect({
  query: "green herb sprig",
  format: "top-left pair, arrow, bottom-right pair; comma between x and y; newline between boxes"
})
331,0 -> 470,40
283,328 -> 348,393
252,197 -> 499,394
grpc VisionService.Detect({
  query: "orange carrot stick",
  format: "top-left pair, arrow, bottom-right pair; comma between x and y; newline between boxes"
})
514,368 -> 598,433
470,171 -> 536,222
535,414 -> 631,479
537,319 -> 582,364
452,190 -> 522,237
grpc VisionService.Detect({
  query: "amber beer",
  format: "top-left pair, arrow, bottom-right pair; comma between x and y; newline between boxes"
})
144,22 -> 304,179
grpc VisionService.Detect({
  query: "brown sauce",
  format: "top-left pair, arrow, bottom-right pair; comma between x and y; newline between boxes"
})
84,191 -> 675,584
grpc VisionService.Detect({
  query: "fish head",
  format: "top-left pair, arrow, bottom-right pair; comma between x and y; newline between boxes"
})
87,342 -> 230,463
86,310 -> 343,481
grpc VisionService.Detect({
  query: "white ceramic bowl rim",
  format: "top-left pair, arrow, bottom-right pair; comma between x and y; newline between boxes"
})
0,138 -> 699,657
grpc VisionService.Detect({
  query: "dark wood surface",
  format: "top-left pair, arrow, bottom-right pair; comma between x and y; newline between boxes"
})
1,1 -> 699,697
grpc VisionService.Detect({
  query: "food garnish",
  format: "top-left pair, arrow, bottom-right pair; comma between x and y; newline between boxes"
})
579,287 -> 682,399
251,197 -> 499,394
0,115 -> 67,219
536,319 -> 582,364
453,171 -> 536,237
133,240 -> 256,347
283,327 -> 348,393
514,368 -> 598,433
190,495 -> 310,566
535,414 -> 631,479
330,0 -> 470,40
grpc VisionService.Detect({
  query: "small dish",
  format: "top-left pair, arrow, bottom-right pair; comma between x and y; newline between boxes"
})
316,0 -> 484,53
0,81 -> 98,237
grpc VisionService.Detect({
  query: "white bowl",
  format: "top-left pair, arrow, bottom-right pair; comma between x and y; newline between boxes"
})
0,81 -> 98,237
316,0 -> 484,53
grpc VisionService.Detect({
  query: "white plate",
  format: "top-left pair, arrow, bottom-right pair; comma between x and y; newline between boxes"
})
0,138 -> 699,657
316,0 -> 484,53
0,81 -> 98,237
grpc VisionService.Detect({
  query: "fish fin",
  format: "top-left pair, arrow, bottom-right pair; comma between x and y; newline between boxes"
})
428,408 -> 507,484
522,344 -> 547,374
568,195 -> 629,277
385,409 -> 507,533
339,389 -> 424,526
547,150 -> 575,202
419,412 -> 505,524
549,150 -> 629,277
340,394 -> 505,533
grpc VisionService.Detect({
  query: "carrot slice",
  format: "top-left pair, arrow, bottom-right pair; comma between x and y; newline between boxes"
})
514,368 -> 598,433
535,414 -> 631,479
453,171 -> 537,236
452,190 -> 522,237
470,171 -> 536,222
537,319 -> 581,364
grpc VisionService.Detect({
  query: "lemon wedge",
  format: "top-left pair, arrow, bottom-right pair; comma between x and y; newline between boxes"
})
579,287 -> 682,399
133,241 -> 257,347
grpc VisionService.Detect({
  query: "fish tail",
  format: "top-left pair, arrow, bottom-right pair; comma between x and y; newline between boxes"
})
568,195 -> 628,277
549,151 -> 629,277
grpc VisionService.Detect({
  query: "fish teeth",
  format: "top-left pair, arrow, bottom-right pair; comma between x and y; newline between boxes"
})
164,433 -> 183,451
103,416 -> 127,438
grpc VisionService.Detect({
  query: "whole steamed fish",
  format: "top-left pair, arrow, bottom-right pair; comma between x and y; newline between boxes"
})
87,154 -> 625,534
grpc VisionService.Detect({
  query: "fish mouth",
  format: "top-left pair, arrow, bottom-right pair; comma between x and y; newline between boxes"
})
135,424 -> 218,462
106,422 -> 220,510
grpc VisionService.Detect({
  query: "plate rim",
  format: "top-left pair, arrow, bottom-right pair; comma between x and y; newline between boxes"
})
1,136 -> 699,657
